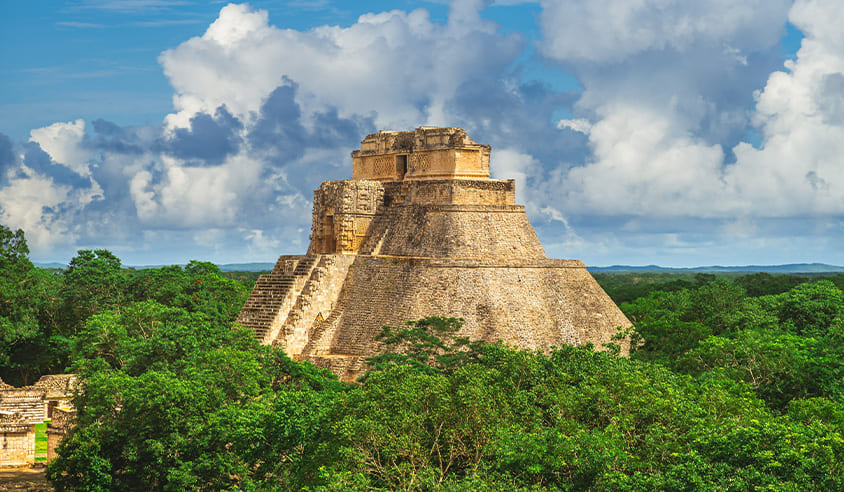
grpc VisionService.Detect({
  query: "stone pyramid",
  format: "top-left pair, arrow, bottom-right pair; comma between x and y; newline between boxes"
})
237,127 -> 631,381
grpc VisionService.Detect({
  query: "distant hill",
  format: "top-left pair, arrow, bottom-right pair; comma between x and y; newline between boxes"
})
218,263 -> 275,271
34,261 -> 843,274
587,263 -> 844,274
34,262 -> 67,270
34,262 -> 276,271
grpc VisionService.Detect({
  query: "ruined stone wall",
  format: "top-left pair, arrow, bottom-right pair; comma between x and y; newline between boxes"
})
237,255 -> 310,344
30,375 -> 76,402
272,255 -> 302,275
373,205 -> 545,259
0,391 -> 45,424
46,433 -> 61,463
345,179 -> 543,259
47,408 -> 74,462
0,405 -> 32,467
354,148 -> 491,182
309,178 -> 532,260
331,257 -> 627,353
353,153 -> 404,182
0,428 -> 32,467
0,375 -> 75,467
403,179 -> 515,206
301,256 -> 630,381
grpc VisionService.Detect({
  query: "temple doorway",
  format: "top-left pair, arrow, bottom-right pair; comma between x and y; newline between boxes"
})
322,215 -> 335,253
396,154 -> 407,179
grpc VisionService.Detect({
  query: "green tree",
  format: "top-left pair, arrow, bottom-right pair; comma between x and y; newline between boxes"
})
314,338 -> 844,490
59,249 -> 128,336
734,272 -> 807,297
625,277 -> 844,411
48,311 -> 844,490
127,260 -> 248,325
775,280 -> 844,336
680,329 -> 841,409
593,272 -> 697,304
49,300 -> 342,491
365,316 -> 483,377
622,289 -> 710,365
0,225 -> 66,385
625,280 -> 777,367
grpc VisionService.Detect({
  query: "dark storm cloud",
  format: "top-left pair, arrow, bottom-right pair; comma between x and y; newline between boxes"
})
248,82 -> 308,161
32,80 -> 375,248
161,106 -> 243,165
0,133 -> 20,186
249,80 -> 374,166
80,121 -> 149,202
309,108 -> 372,149
82,153 -> 142,229
643,45 -> 781,153
450,78 -> 586,167
22,142 -> 92,189
92,119 -> 122,136
88,119 -> 146,155
547,39 -> 785,165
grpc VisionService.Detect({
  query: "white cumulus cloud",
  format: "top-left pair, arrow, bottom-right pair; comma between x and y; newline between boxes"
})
539,0 -> 791,63
28,119 -> 92,175
723,0 -> 844,217
159,2 -> 523,131
556,118 -> 591,134
1,1 -> 529,263
534,0 -> 844,220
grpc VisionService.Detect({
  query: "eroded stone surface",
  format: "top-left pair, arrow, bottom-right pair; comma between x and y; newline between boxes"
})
352,127 -> 490,182
237,127 -> 631,381
0,376 -> 76,467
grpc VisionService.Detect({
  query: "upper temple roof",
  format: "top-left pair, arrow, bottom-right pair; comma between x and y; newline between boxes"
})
351,126 -> 491,182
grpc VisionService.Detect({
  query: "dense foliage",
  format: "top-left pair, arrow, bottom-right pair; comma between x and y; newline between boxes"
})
1,225 -> 842,490
623,278 -> 844,411
0,225 -> 251,386
594,271 -> 844,304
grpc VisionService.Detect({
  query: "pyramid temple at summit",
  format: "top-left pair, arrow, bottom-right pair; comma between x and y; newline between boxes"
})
237,127 -> 631,381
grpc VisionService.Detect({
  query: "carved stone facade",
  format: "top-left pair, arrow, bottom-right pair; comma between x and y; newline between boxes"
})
238,127 -> 632,381
308,180 -> 384,255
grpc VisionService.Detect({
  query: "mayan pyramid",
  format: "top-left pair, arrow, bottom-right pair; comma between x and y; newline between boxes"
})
238,127 -> 631,380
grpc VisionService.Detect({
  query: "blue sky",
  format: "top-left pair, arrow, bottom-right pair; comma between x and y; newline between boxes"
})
1,0 -> 842,268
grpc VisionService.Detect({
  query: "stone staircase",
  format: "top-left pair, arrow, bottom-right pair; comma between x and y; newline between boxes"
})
357,182 -> 408,255
395,181 -> 410,204
237,255 -> 320,344
357,216 -> 389,255
277,255 -> 354,357
239,253 -> 355,356
301,291 -> 346,356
